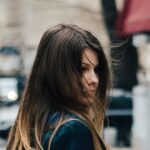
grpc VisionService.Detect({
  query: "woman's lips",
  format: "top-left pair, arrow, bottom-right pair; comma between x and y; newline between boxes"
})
86,90 -> 96,96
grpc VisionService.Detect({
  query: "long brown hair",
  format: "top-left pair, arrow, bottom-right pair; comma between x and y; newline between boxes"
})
7,24 -> 110,150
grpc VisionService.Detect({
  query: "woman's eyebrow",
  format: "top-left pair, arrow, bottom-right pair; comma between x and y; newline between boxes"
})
82,62 -> 99,68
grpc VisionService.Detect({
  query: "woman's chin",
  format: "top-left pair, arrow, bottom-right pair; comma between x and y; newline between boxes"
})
82,96 -> 95,105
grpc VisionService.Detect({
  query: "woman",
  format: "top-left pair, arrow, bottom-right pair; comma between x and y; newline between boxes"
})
7,24 -> 110,150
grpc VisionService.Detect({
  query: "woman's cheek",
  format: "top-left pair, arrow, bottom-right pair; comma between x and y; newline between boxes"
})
82,75 -> 89,90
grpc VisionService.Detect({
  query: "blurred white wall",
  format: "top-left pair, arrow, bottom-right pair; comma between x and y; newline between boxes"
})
0,0 -> 109,75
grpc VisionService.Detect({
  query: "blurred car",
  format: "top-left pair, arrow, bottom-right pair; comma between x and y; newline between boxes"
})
0,75 -> 26,140
0,46 -> 22,75
0,46 -> 25,140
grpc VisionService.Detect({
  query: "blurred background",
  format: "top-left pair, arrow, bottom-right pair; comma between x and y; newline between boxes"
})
0,0 -> 150,150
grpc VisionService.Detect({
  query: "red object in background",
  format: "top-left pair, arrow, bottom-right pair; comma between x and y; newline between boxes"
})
116,0 -> 150,37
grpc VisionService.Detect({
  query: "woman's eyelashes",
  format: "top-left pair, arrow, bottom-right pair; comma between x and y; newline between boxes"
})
81,65 -> 88,72
81,64 -> 100,74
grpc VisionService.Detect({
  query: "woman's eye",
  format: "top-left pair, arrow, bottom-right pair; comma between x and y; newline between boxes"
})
81,66 -> 88,72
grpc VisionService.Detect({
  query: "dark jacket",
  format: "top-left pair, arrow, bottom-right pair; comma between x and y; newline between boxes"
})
42,112 -> 106,150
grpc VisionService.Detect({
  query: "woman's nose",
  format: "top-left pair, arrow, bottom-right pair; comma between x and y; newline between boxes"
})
89,70 -> 99,84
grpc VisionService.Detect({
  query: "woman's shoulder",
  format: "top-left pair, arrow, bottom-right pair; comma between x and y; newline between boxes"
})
56,115 -> 91,134
43,112 -> 95,150
47,112 -> 91,134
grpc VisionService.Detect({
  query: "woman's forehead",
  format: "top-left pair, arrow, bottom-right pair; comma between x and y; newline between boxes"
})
82,48 -> 99,66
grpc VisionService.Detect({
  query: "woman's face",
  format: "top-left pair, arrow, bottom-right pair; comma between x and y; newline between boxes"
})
81,48 -> 99,103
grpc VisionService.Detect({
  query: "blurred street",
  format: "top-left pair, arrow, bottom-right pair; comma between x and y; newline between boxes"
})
0,0 -> 150,150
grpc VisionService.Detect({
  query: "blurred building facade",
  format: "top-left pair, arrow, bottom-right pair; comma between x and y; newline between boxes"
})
0,0 -> 108,75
